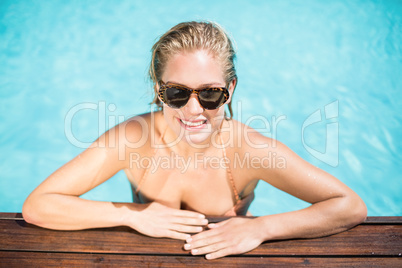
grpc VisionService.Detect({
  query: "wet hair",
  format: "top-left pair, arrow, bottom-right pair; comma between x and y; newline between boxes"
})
149,21 -> 237,119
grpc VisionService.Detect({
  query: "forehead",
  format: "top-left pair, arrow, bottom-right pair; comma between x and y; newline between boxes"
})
162,50 -> 225,87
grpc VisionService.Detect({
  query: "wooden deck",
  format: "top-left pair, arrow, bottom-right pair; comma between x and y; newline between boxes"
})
0,213 -> 401,267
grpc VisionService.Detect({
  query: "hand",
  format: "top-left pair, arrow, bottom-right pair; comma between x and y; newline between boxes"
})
184,217 -> 264,259
127,202 -> 208,240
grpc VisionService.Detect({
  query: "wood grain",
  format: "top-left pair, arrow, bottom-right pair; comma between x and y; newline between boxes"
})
0,252 -> 400,267
0,213 -> 401,266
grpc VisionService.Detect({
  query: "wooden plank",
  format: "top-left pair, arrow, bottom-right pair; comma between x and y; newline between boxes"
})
0,213 -> 23,220
0,251 -> 400,267
0,219 -> 184,255
0,218 -> 401,256
1,213 -> 401,224
362,217 -> 402,225
207,216 -> 402,225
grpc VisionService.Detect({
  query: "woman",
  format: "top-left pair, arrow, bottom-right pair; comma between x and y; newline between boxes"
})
23,21 -> 367,259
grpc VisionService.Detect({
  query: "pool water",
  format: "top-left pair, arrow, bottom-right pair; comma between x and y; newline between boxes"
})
1,0 -> 401,216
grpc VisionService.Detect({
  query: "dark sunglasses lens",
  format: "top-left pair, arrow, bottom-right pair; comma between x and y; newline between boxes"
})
164,87 -> 191,108
199,90 -> 227,110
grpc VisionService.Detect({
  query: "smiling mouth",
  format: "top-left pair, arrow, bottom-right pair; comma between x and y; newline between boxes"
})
180,119 -> 207,127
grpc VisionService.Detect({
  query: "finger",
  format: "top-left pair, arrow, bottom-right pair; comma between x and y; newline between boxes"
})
168,223 -> 205,234
207,223 -> 218,229
169,208 -> 206,219
187,226 -> 221,243
205,247 -> 234,260
185,231 -> 223,250
189,241 -> 228,256
171,215 -> 208,226
162,230 -> 192,241
207,218 -> 231,229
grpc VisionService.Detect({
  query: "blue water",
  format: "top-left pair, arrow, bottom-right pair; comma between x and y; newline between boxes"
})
0,0 -> 401,216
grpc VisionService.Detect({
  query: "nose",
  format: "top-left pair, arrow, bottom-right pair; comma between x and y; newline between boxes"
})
183,94 -> 204,115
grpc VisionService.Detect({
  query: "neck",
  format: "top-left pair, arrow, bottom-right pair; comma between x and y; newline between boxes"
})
169,130 -> 223,158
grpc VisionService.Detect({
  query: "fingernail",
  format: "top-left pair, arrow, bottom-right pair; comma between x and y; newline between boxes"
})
191,249 -> 198,254
206,254 -> 212,259
208,223 -> 216,228
186,237 -> 192,243
202,219 -> 208,225
184,244 -> 191,250
198,214 -> 205,219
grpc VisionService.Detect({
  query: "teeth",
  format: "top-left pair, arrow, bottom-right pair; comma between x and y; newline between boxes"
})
181,119 -> 206,127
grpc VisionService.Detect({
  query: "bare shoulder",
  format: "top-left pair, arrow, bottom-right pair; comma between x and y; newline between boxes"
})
227,119 -> 295,180
104,112 -> 163,149
88,111 -> 165,166
117,112 -> 154,142
227,119 -> 279,153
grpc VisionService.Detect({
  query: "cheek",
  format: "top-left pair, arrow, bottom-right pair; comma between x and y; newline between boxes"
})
162,104 -> 227,132
163,105 -> 177,122
215,104 -> 226,116
207,107 -> 226,126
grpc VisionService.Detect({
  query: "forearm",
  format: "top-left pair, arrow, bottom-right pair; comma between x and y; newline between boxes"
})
258,195 -> 367,241
22,193 -> 134,230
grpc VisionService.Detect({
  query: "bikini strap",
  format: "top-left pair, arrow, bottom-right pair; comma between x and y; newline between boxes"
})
219,132 -> 241,203
135,125 -> 168,194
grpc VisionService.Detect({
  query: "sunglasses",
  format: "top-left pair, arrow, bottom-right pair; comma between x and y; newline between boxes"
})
158,80 -> 230,110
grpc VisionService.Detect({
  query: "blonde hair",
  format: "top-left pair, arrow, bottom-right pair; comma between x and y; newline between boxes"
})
149,21 -> 237,119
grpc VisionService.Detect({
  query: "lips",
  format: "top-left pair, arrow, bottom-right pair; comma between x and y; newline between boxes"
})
179,118 -> 207,129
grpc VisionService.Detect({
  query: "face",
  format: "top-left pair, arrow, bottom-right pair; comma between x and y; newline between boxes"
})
160,50 -> 234,146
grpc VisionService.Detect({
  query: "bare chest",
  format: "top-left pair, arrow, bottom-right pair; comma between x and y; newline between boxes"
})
126,157 -> 243,215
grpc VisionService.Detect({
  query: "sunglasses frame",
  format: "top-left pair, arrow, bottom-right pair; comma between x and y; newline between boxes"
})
157,80 -> 230,110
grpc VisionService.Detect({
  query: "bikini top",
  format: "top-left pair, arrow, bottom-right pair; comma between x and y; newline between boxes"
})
132,126 -> 255,216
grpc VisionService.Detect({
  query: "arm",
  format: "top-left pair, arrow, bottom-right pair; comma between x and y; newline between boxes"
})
256,140 -> 367,240
186,137 -> 367,259
22,129 -> 127,230
23,118 -> 207,239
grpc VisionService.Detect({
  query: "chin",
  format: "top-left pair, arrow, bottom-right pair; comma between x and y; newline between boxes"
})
183,131 -> 213,146
163,106 -> 226,146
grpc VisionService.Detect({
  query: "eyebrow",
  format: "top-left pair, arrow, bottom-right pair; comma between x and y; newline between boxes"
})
165,81 -> 225,89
